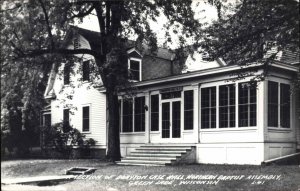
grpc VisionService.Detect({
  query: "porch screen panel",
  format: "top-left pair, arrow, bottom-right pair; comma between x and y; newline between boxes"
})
280,83 -> 290,128
162,102 -> 170,138
184,90 -> 194,130
268,81 -> 278,127
151,95 -> 159,131
201,87 -> 216,129
122,99 -> 133,132
172,101 -> 181,138
238,83 -> 257,127
219,84 -> 235,128
134,97 -> 145,132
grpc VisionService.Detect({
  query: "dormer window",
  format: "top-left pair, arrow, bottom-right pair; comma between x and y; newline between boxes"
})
82,60 -> 90,81
128,58 -> 142,81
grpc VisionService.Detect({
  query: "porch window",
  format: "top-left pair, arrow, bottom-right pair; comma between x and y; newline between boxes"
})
238,83 -> 257,127
134,97 -> 145,132
64,64 -> 70,85
82,60 -> 90,81
280,84 -> 290,128
128,59 -> 141,81
121,97 -> 145,132
122,99 -> 133,132
82,106 -> 90,132
268,81 -> 278,127
219,84 -> 236,128
268,81 -> 290,128
201,87 -> 216,129
150,95 -> 159,131
184,90 -> 194,130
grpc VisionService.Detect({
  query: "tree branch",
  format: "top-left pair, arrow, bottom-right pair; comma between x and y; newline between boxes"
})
69,5 -> 95,20
38,0 -> 55,50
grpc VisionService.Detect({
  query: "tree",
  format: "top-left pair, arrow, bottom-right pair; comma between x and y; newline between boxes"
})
203,0 -> 299,67
1,0 -> 204,161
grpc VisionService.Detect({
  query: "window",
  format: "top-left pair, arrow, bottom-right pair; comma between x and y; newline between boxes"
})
151,95 -> 159,131
161,91 -> 181,99
43,114 -> 51,127
82,60 -> 90,81
121,97 -> 146,133
64,64 -> 70,85
268,81 -> 278,127
134,97 -> 145,132
238,83 -> 257,127
201,87 -> 216,129
122,99 -> 133,132
63,109 -> 69,125
82,106 -> 90,132
184,90 -> 194,130
219,84 -> 235,128
128,59 -> 141,81
268,81 -> 291,128
280,84 -> 290,128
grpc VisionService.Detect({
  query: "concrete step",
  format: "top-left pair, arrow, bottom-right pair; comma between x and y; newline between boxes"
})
125,156 -> 178,161
140,146 -> 192,149
116,162 -> 165,166
136,147 -> 191,151
131,150 -> 186,154
129,153 -> 182,157
120,159 -> 173,164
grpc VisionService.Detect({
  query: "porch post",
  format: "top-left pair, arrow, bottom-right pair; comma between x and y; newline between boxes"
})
145,92 -> 150,143
192,83 -> 199,143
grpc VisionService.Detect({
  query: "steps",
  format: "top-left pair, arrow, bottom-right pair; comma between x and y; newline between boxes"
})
116,144 -> 194,166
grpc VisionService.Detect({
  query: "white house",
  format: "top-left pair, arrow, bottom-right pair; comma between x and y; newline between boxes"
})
43,27 -> 300,165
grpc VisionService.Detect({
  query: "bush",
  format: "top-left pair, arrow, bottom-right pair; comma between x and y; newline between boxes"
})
41,122 -> 96,158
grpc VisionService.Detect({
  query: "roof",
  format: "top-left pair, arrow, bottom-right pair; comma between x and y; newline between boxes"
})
71,26 -> 175,61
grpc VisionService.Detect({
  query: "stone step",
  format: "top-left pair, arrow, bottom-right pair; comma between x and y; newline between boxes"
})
125,156 -> 178,161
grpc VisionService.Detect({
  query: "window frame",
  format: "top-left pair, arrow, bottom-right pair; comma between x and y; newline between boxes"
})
184,90 -> 194,130
82,105 -> 91,133
128,58 -> 142,81
267,80 -> 291,129
201,86 -> 217,129
150,94 -> 159,132
82,60 -> 90,82
120,96 -> 146,133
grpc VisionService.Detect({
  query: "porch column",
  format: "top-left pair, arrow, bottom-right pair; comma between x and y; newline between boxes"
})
192,83 -> 199,143
145,92 -> 150,143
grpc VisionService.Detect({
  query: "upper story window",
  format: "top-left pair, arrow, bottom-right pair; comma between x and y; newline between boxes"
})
64,64 -> 70,85
128,58 -> 142,81
82,60 -> 90,81
268,81 -> 290,128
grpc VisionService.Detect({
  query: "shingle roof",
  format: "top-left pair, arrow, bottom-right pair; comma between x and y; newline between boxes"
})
71,26 -> 175,61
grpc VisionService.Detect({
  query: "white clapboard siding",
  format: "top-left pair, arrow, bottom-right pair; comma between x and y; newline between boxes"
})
49,34 -> 107,146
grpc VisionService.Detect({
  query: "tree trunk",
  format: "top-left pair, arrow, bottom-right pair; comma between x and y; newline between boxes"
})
106,88 -> 121,161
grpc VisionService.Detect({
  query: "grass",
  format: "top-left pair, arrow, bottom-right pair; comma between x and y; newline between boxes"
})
1,159 -> 300,191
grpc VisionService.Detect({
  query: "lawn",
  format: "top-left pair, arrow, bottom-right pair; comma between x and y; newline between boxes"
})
1,159 -> 300,191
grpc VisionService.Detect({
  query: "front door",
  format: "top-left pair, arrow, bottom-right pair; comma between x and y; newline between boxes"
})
162,100 -> 181,139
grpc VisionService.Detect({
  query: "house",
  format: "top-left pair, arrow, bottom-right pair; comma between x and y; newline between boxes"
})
43,27 -> 300,165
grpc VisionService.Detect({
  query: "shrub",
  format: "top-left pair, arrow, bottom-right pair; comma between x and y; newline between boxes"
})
41,122 -> 96,158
